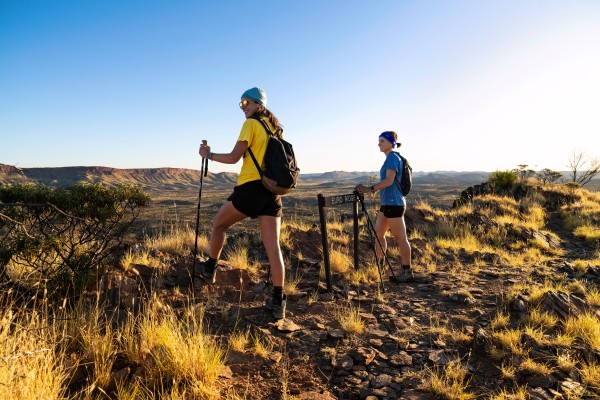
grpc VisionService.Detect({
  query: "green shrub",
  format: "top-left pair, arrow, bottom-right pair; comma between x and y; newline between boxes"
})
487,170 -> 519,193
0,183 -> 150,295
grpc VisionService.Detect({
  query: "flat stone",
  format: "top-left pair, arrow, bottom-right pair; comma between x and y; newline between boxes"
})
332,355 -> 354,371
370,373 -> 392,388
327,329 -> 345,339
367,326 -> 389,338
390,351 -> 413,366
428,350 -> 454,365
351,347 -> 377,365
302,330 -> 325,344
559,380 -> 585,397
274,319 -> 302,332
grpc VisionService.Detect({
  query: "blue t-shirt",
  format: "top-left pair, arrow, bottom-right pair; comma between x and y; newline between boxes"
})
379,152 -> 406,206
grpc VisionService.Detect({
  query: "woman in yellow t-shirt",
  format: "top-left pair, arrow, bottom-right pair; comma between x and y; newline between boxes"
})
198,87 -> 287,319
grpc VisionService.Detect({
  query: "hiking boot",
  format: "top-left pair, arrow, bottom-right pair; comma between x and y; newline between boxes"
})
390,266 -> 414,283
266,295 -> 287,320
194,262 -> 216,284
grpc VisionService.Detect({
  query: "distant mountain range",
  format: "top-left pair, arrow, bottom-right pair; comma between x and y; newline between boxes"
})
1,164 -> 594,190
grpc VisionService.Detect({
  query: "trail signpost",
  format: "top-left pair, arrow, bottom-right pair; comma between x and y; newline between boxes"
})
317,193 -> 360,292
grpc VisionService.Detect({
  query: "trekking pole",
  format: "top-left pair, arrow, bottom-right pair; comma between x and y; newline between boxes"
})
193,140 -> 209,278
355,191 -> 399,288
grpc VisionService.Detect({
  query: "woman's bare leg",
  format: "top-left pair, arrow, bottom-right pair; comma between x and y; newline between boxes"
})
258,215 -> 285,287
208,201 -> 247,259
388,216 -> 411,266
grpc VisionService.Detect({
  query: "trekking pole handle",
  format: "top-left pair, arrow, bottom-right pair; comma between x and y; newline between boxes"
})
201,140 -> 208,176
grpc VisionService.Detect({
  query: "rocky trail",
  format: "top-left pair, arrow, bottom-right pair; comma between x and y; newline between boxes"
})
100,199 -> 600,400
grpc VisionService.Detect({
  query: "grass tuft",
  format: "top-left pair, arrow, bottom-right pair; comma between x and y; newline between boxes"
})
563,313 -> 600,352
423,361 -> 475,400
337,304 -> 365,335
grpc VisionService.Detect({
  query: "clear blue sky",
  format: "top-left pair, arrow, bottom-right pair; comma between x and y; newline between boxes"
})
1,1 -> 599,174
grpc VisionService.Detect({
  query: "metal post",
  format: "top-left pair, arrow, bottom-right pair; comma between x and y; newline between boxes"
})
317,194 -> 332,293
353,194 -> 359,270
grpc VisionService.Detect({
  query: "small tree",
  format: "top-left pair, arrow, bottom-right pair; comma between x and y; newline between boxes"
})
0,183 -> 150,295
536,168 -> 563,185
567,149 -> 600,187
513,164 -> 536,181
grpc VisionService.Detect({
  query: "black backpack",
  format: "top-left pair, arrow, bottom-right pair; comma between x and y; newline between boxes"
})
392,151 -> 412,196
247,117 -> 300,195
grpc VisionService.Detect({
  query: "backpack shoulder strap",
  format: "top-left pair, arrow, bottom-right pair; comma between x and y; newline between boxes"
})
246,117 -> 272,178
247,147 -> 263,178
391,151 -> 403,192
250,116 -> 274,136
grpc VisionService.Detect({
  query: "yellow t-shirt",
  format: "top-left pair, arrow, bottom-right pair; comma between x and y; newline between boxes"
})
237,118 -> 277,185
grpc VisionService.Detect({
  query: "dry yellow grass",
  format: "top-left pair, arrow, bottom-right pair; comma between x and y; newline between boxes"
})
119,299 -> 227,387
490,386 -> 527,400
574,225 -> 600,242
551,332 -> 576,347
329,231 -> 350,245
75,302 -> 116,390
561,194 -> 600,242
586,287 -> 600,307
252,333 -> 272,358
329,248 -> 352,274
490,312 -> 510,331
281,218 -> 312,232
499,363 -> 516,381
520,357 -> 552,375
524,308 -> 557,329
229,329 -> 251,352
285,270 -> 303,294
579,361 -> 600,391
0,299 -> 67,399
572,258 -> 600,274
337,304 -> 365,335
436,231 -> 490,255
556,352 -> 577,372
226,245 -> 250,268
424,361 -> 475,400
348,264 -> 379,285
492,328 -> 525,356
121,248 -> 163,270
145,226 -> 208,256
563,313 -> 600,351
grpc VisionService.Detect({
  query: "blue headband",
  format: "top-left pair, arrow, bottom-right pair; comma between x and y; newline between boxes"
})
379,131 -> 396,147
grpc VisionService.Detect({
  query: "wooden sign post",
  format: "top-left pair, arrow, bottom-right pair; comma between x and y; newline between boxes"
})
317,193 -> 359,292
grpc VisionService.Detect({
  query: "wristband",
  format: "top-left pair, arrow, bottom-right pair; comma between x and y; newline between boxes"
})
370,185 -> 375,192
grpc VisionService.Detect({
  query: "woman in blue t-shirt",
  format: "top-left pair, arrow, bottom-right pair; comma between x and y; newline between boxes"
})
356,131 -> 413,282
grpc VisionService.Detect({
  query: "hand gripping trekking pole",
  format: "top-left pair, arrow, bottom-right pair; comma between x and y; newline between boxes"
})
193,140 -> 209,278
354,191 -> 399,290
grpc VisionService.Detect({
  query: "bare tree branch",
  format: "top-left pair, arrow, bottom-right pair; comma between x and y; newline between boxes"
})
566,149 -> 600,187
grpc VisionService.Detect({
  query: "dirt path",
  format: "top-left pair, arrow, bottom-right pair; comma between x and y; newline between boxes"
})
546,210 -> 597,261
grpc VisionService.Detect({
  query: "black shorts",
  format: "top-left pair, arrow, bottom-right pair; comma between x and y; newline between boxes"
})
379,205 -> 406,218
227,180 -> 282,219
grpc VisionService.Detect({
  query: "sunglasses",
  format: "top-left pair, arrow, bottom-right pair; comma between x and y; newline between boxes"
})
239,99 -> 250,108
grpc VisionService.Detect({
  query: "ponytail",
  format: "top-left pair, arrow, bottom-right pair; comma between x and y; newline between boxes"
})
253,107 -> 283,138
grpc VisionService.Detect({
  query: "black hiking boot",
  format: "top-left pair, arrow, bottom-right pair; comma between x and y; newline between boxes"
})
266,295 -> 287,320
390,266 -> 414,283
194,261 -> 216,284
